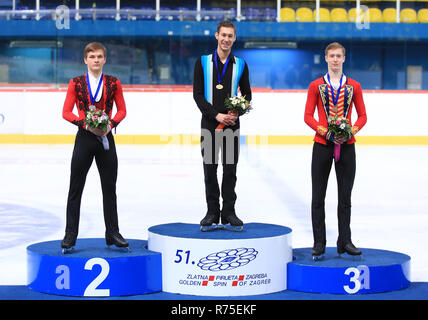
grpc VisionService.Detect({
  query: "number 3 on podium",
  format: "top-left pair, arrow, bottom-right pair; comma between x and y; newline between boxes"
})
343,265 -> 370,294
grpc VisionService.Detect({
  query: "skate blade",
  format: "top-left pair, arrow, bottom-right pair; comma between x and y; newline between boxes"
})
200,224 -> 219,232
312,254 -> 324,261
107,245 -> 131,253
221,223 -> 244,232
338,253 -> 362,261
62,247 -> 75,254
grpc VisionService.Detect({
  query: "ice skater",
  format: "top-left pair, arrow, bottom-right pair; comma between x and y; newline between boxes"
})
193,21 -> 252,231
304,42 -> 367,259
61,42 -> 128,251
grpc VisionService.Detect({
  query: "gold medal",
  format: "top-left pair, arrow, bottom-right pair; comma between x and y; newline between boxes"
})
216,84 -> 223,90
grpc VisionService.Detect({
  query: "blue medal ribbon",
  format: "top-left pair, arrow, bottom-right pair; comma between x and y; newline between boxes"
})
86,72 -> 103,105
327,73 -> 343,106
214,50 -> 230,87
86,72 -> 109,150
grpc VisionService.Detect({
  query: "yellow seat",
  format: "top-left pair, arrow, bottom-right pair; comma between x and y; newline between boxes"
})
383,8 -> 397,23
330,8 -> 348,22
313,8 -> 331,22
296,7 -> 313,22
279,7 -> 296,22
348,7 -> 366,23
368,8 -> 383,22
418,8 -> 428,23
400,8 -> 417,23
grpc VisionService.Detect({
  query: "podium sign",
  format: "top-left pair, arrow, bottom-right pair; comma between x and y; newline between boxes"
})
148,223 -> 292,296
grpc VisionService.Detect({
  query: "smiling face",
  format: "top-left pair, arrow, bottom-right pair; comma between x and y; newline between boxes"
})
325,48 -> 346,74
215,26 -> 236,53
84,49 -> 106,75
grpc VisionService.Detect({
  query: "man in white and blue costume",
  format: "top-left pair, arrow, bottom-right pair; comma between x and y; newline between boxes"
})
193,21 -> 252,232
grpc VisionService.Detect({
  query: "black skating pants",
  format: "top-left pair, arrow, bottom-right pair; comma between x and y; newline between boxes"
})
201,128 -> 240,215
65,128 -> 119,236
311,141 -> 356,245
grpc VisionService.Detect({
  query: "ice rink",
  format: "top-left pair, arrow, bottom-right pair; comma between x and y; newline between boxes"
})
0,142 -> 427,285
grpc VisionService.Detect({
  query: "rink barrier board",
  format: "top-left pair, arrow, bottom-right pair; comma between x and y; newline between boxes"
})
2,134 -> 428,145
27,239 -> 162,297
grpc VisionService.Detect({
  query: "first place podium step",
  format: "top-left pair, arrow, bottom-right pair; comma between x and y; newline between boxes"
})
27,239 -> 162,297
148,222 -> 293,296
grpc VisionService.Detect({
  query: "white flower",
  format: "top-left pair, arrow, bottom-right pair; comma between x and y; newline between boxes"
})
232,100 -> 237,105
340,123 -> 346,130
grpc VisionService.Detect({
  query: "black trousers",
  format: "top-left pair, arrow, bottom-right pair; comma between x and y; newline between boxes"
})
201,128 -> 240,214
65,128 -> 119,235
311,141 -> 356,245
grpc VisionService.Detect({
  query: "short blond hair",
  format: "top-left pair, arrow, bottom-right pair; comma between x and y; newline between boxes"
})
84,42 -> 107,58
325,42 -> 346,56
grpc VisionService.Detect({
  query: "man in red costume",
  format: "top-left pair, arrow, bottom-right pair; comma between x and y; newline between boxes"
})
61,42 -> 128,251
304,42 -> 367,259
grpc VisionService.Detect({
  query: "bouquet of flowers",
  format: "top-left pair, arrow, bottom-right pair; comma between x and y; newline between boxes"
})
327,115 -> 352,162
216,95 -> 252,130
85,105 -> 110,132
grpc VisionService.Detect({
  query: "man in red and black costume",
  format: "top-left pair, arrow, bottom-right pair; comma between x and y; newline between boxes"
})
61,42 -> 128,250
304,42 -> 367,259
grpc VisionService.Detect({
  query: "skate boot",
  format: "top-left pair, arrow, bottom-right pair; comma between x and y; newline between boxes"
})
220,211 -> 244,232
311,242 -> 326,261
106,232 -> 129,251
61,233 -> 77,254
200,212 -> 220,231
337,241 -> 362,258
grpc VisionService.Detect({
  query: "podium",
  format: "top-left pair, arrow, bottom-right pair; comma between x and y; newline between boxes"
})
27,239 -> 162,297
148,222 -> 293,296
26,223 -> 411,297
287,247 -> 411,294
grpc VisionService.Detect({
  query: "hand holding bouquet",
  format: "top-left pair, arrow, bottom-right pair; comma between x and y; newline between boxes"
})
86,105 -> 111,133
216,95 -> 252,131
85,105 -> 111,150
327,115 -> 352,162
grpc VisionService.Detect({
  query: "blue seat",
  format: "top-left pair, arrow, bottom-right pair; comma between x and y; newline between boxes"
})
137,7 -> 155,20
97,6 -> 116,20
242,8 -> 261,21
263,8 -> 277,21
12,6 -> 30,20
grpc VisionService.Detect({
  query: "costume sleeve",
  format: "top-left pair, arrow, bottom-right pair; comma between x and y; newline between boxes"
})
111,79 -> 126,129
62,79 -> 85,128
304,81 -> 328,136
193,57 -> 218,120
239,62 -> 252,102
351,82 -> 367,134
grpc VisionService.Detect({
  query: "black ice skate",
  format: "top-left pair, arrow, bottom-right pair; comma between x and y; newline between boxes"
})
337,241 -> 362,259
61,233 -> 77,254
220,211 -> 244,232
106,232 -> 130,251
200,212 -> 220,231
311,242 -> 326,261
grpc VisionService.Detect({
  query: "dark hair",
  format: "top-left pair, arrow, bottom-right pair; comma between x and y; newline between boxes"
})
325,42 -> 346,56
217,20 -> 236,33
84,42 -> 107,58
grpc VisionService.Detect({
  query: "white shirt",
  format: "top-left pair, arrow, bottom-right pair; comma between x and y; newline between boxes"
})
324,73 -> 346,90
87,73 -> 103,103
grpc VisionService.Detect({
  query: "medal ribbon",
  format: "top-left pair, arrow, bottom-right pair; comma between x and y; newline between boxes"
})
214,50 -> 230,87
327,73 -> 343,106
86,72 -> 103,105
